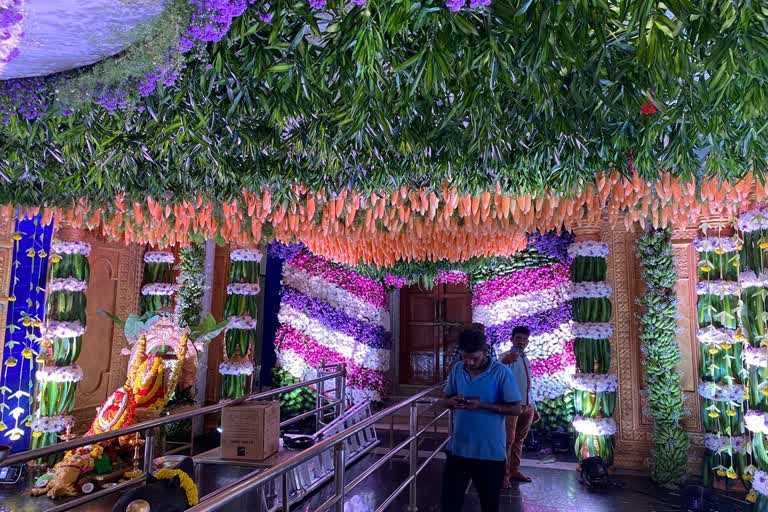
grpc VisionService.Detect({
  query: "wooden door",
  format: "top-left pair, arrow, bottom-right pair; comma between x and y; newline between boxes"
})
399,284 -> 472,385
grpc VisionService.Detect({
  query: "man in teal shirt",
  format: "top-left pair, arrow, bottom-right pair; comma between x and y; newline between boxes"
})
439,327 -> 522,512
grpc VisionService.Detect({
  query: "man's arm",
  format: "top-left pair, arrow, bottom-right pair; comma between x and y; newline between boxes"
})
463,400 -> 521,416
499,350 -> 518,365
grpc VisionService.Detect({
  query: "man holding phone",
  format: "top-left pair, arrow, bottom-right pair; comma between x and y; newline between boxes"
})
439,327 -> 522,512
499,325 -> 540,486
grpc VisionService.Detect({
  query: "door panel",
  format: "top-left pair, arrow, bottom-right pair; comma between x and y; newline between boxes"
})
399,284 -> 472,385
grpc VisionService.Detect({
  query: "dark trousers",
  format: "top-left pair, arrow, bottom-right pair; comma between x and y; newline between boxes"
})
441,453 -> 506,512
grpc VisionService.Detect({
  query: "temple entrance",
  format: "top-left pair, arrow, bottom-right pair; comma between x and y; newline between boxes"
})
398,283 -> 473,385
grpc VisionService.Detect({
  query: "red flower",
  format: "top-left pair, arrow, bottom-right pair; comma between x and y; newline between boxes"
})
641,100 -> 657,115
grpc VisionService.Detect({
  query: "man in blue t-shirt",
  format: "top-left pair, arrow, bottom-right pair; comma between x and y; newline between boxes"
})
439,327 -> 522,512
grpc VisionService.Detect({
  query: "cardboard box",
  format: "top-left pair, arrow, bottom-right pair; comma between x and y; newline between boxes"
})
221,401 -> 280,461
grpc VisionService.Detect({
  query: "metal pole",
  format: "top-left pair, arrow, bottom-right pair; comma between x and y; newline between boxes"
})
281,472 -> 290,512
143,428 -> 156,474
333,443 -> 346,512
408,402 -> 418,512
316,369 -> 324,432
336,364 -> 346,420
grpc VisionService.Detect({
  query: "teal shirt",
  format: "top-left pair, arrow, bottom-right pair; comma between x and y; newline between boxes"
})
445,359 -> 521,461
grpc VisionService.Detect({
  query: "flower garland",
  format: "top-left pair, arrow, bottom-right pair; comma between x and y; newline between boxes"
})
570,282 -> 612,299
153,468 -> 199,506
704,434 -> 749,454
694,238 -> 740,254
88,385 -> 137,435
567,242 -> 609,259
696,280 -> 741,296
228,315 -> 258,330
0,0 -> 24,65
746,410 -> 768,435
50,278 -> 88,292
174,244 -> 206,329
144,251 -> 176,264
31,414 -> 74,434
569,373 -> 618,393
472,283 -> 571,327
226,282 -> 261,295
738,207 -> 768,233
697,326 -> 738,347
698,382 -> 746,403
275,246 -> 390,402
383,275 -> 410,289
471,262 -> 571,307
745,346 -> 768,368
42,320 -> 85,339
62,445 -> 104,474
571,322 -> 613,340
142,283 -> 179,295
50,241 -> 91,256
35,365 -> 84,383
230,248 -> 263,262
572,416 -> 617,436
740,270 -> 768,289
522,323 -> 573,360
218,359 -> 254,376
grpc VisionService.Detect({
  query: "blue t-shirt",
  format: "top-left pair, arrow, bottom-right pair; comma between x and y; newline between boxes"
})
445,359 -> 521,461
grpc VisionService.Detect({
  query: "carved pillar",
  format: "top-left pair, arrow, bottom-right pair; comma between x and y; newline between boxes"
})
0,207 -> 16,371
571,219 -> 602,242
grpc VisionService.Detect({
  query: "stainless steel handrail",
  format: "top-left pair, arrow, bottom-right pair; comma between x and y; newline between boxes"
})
187,381 -> 449,512
1,368 -> 345,467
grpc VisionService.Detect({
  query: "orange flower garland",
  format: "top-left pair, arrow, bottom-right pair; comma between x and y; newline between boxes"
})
131,356 -> 165,408
14,171 -> 761,265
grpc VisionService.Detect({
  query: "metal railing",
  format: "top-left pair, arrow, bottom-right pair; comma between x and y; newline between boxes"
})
187,381 -> 450,512
1,365 -> 346,512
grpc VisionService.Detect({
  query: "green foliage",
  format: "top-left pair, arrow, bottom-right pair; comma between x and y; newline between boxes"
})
175,245 -> 206,329
273,368 -> 316,422
532,391 -> 574,435
4,1 -> 768,206
354,247 -> 558,288
637,227 -> 689,484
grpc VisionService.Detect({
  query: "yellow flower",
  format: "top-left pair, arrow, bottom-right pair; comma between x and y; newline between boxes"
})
733,261 -> 740,267
747,490 -> 757,504
761,241 -> 768,250
762,387 -> 768,397
21,347 -> 33,359
726,468 -> 738,479
744,393 -> 750,400
722,343 -> 732,350
708,411 -> 720,418
701,265 -> 713,273
32,320 -> 42,328
715,248 -> 725,255
11,232 -> 21,241
21,318 -> 31,327
24,421 -> 31,427
31,431 -> 42,439
37,250 -> 47,258
25,248 -> 35,258
709,347 -> 719,355
0,421 -> 7,432
716,469 -> 727,477
35,354 -> 46,364
50,254 -> 62,264
6,295 -> 15,302
5,357 -> 17,368
728,409 -> 737,417
745,473 -> 754,482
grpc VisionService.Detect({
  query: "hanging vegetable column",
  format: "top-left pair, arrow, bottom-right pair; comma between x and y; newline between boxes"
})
694,235 -> 745,489
140,251 -> 177,316
568,241 -> 616,466
637,228 -> 689,484
31,240 -> 90,450
219,249 -> 261,400
738,208 -> 768,508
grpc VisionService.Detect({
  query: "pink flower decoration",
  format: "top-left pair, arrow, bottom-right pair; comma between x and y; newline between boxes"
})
472,263 -> 571,307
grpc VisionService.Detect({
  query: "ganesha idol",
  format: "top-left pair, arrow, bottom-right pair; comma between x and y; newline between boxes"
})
37,317 -> 203,498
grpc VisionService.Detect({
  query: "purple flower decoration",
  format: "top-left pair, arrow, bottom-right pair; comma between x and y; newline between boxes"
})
526,230 -> 575,263
309,0 -> 327,9
258,11 -> 274,23
469,0 -> 491,7
176,37 -> 195,54
0,0 -> 24,65
269,241 -> 307,262
188,0 -> 248,43
446,0 -> 464,11
352,0 -> 367,5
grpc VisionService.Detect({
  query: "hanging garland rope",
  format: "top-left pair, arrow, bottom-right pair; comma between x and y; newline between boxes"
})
569,241 -> 615,466
11,172 -> 758,265
31,240 -> 90,450
637,228 -> 689,484
219,248 -> 262,400
694,229 -> 747,490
